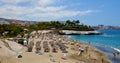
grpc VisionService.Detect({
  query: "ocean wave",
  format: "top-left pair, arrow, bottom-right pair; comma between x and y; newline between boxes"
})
111,47 -> 120,53
102,34 -> 116,37
93,43 -> 120,53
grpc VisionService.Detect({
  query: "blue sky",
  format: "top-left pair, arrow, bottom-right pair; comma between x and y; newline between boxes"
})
0,0 -> 120,26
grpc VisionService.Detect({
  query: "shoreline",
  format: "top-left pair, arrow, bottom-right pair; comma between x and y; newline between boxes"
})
67,35 -> 120,63
94,45 -> 120,63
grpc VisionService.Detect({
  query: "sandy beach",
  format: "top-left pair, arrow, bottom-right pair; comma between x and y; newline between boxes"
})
0,30 -> 111,63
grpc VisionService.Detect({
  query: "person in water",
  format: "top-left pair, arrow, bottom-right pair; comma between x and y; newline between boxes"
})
113,52 -> 116,57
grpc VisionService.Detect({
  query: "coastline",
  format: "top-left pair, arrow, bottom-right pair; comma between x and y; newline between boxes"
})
67,35 -> 120,63
0,30 -> 111,63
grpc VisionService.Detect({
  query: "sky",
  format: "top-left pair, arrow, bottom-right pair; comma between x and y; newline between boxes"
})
0,0 -> 120,26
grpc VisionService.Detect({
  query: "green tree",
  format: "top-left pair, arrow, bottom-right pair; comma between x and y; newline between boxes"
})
76,20 -> 80,25
66,20 -> 71,25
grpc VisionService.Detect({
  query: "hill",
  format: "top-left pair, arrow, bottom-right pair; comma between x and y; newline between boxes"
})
0,18 -> 37,25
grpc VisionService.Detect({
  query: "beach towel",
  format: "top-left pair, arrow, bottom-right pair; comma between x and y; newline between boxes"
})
36,52 -> 44,55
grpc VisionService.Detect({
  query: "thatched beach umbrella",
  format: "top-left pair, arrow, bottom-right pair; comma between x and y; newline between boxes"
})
35,41 -> 41,52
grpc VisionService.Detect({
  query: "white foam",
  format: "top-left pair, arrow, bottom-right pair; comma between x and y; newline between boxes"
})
68,36 -> 71,38
112,47 -> 120,52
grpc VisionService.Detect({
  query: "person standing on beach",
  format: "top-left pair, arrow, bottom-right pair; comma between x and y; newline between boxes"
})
117,52 -> 120,57
61,53 -> 67,60
101,58 -> 104,63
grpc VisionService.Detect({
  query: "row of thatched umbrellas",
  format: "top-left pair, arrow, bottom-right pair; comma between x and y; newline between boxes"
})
27,33 -> 68,53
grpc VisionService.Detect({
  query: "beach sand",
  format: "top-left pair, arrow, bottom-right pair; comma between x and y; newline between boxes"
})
0,30 -> 111,63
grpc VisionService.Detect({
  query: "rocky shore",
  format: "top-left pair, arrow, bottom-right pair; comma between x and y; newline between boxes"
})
59,30 -> 102,35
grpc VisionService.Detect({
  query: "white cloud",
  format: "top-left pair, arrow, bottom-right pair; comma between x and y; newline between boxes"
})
34,6 -> 66,12
37,0 -> 56,6
0,0 -> 97,21
0,0 -> 29,4
0,0 -> 57,6
79,10 -> 94,16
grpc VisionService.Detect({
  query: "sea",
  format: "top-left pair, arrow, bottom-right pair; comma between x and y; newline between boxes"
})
68,30 -> 120,63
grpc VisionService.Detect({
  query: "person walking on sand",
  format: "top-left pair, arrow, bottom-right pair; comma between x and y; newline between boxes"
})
85,46 -> 89,53
78,46 -> 84,56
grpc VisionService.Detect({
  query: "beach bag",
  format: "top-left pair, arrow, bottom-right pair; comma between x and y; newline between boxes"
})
18,55 -> 22,58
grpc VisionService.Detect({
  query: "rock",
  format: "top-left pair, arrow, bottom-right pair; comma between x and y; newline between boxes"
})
59,30 -> 102,35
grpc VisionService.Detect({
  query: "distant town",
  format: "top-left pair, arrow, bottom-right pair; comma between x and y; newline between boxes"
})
0,18 -> 120,30
92,25 -> 120,30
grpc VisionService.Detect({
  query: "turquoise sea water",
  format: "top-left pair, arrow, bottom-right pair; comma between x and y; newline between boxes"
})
68,30 -> 120,51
